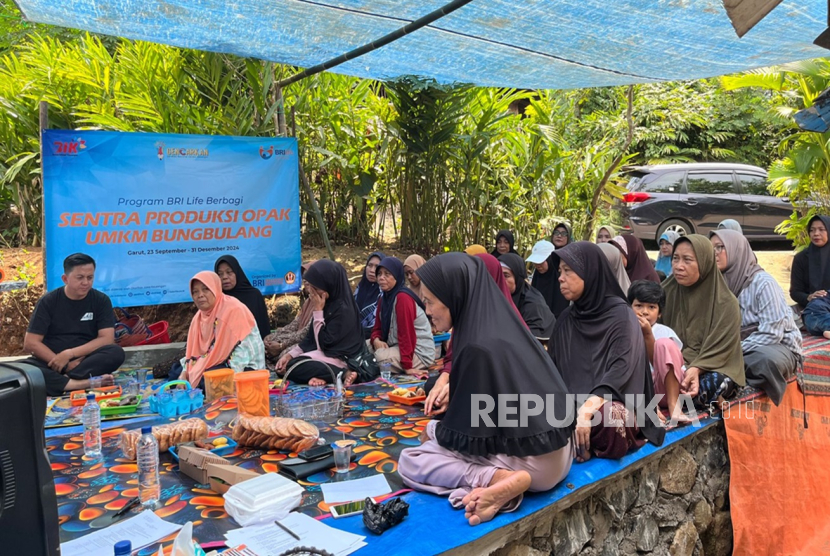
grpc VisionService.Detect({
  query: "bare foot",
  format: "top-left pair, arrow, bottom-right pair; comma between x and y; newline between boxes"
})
308,378 -> 326,387
668,405 -> 694,425
823,330 -> 830,340
343,371 -> 357,387
464,470 -> 531,526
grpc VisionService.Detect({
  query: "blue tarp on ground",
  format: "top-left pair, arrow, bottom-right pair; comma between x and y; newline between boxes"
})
12,0 -> 830,89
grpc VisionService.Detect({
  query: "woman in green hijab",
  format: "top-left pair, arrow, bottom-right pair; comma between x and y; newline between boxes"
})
662,235 -> 745,407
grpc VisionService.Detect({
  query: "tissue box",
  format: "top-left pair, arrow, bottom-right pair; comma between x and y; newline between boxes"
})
206,463 -> 260,495
178,445 -> 230,484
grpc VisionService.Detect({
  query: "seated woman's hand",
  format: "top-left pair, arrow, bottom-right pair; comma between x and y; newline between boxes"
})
372,338 -> 389,351
425,374 -> 450,416
681,366 -> 700,398
264,339 -> 283,357
808,290 -> 828,302
275,353 -> 292,374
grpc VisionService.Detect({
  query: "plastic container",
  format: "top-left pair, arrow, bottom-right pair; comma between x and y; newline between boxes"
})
135,321 -> 170,346
113,540 -> 131,555
148,380 -> 203,416
223,472 -> 303,526
82,394 -> 102,458
100,395 -> 143,416
137,426 -> 160,509
234,370 -> 270,416
168,436 -> 238,461
204,368 -> 235,402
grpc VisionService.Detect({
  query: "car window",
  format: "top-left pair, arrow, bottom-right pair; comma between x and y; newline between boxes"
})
737,174 -> 770,196
640,171 -> 684,193
686,173 -> 736,195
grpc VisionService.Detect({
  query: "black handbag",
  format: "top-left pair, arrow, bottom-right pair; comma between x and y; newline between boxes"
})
346,345 -> 380,383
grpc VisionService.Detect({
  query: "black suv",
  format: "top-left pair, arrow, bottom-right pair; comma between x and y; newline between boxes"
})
614,163 -> 793,242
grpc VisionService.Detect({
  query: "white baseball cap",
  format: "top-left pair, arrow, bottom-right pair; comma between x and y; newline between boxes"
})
526,240 -> 555,264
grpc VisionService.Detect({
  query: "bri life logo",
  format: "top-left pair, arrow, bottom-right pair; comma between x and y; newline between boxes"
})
53,137 -> 87,155
259,146 -> 294,160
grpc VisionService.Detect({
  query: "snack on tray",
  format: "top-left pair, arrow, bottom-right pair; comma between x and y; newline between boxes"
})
390,387 -> 424,399
231,414 -> 319,453
119,418 -> 209,459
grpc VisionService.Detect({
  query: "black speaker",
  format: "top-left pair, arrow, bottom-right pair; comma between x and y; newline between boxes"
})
0,362 -> 60,555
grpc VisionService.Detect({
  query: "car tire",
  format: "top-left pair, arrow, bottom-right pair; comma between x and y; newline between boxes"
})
656,219 -> 693,242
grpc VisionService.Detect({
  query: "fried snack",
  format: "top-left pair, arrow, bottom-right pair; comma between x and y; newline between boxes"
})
119,418 -> 209,459
232,414 -> 319,453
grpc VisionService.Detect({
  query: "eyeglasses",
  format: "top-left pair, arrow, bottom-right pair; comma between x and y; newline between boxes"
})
552,231 -> 568,237
713,245 -> 725,254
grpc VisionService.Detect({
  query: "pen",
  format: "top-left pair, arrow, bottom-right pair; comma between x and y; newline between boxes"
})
274,519 -> 301,541
113,497 -> 140,518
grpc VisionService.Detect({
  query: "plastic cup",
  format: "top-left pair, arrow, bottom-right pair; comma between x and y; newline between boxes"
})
137,370 -> 147,385
88,375 -> 104,390
125,380 -> 140,397
380,362 -> 393,382
333,441 -> 354,474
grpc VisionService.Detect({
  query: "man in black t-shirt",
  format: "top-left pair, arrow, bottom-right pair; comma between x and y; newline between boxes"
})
23,253 -> 125,396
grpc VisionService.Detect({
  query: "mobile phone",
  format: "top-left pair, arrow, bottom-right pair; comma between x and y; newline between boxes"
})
298,444 -> 333,461
330,497 -> 378,519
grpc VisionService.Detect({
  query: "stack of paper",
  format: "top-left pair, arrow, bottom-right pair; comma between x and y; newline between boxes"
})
320,474 -> 392,504
60,511 -> 182,556
224,512 -> 366,556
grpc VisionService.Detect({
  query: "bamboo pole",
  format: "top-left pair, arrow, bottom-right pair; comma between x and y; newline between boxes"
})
289,105 -> 335,261
39,100 -> 48,285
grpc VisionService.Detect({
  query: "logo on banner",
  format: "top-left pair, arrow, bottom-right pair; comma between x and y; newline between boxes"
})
53,138 -> 86,156
156,141 -> 165,161
260,146 -> 293,159
284,271 -> 296,285
164,146 -> 209,158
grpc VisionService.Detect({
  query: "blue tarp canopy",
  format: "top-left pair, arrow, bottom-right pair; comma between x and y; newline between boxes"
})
12,0 -> 830,89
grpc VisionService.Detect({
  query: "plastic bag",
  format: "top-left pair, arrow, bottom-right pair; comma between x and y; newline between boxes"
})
155,522 -> 206,556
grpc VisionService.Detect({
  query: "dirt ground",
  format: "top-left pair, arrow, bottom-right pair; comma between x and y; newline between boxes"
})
0,244 -> 416,357
0,245 -> 797,357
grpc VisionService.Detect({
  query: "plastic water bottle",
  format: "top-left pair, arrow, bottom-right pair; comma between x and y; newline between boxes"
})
137,426 -> 160,509
113,540 -> 131,555
82,394 -> 102,458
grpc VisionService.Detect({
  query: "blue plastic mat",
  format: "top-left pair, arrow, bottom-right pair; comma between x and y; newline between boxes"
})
13,1 -> 828,89
328,418 -> 717,555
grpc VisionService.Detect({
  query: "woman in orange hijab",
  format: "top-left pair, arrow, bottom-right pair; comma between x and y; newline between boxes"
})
182,271 -> 266,388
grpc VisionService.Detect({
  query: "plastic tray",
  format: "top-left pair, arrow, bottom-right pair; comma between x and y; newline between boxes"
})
70,385 -> 122,406
168,436 -> 238,461
387,387 -> 426,406
100,395 -> 143,416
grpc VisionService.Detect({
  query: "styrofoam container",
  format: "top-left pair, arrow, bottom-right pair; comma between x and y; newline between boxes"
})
223,472 -> 303,526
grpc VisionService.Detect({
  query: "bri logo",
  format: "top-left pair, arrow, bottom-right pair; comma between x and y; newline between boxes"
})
53,138 -> 86,155
259,146 -> 293,160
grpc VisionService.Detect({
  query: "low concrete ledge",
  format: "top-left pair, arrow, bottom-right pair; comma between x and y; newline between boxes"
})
123,342 -> 185,368
0,342 -> 186,369
448,423 -> 730,556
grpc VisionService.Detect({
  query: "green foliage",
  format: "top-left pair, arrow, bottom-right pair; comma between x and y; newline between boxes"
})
722,59 -> 830,247
0,28 -> 797,252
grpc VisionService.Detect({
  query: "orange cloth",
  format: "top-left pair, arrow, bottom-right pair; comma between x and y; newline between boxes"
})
726,382 -> 830,555
185,271 -> 256,387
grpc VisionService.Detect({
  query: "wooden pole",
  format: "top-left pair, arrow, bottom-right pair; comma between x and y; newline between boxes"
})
39,100 -> 48,286
289,105 -> 335,261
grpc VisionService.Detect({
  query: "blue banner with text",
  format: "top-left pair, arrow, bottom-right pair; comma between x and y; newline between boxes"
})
43,130 -> 301,306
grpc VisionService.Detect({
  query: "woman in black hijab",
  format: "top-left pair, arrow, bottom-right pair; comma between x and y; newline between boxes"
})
354,251 -> 385,339
398,253 -> 573,526
491,230 -> 518,257
275,259 -> 366,385
551,242 -> 665,462
215,255 -> 270,339
551,222 -> 572,249
499,253 -> 556,338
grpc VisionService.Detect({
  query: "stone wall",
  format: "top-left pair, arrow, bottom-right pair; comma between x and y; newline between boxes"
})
452,423 -> 731,556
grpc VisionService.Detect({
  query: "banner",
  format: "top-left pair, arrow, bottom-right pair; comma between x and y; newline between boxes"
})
43,130 -> 301,306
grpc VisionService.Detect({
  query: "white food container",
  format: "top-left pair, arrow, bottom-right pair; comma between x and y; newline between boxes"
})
223,472 -> 304,526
